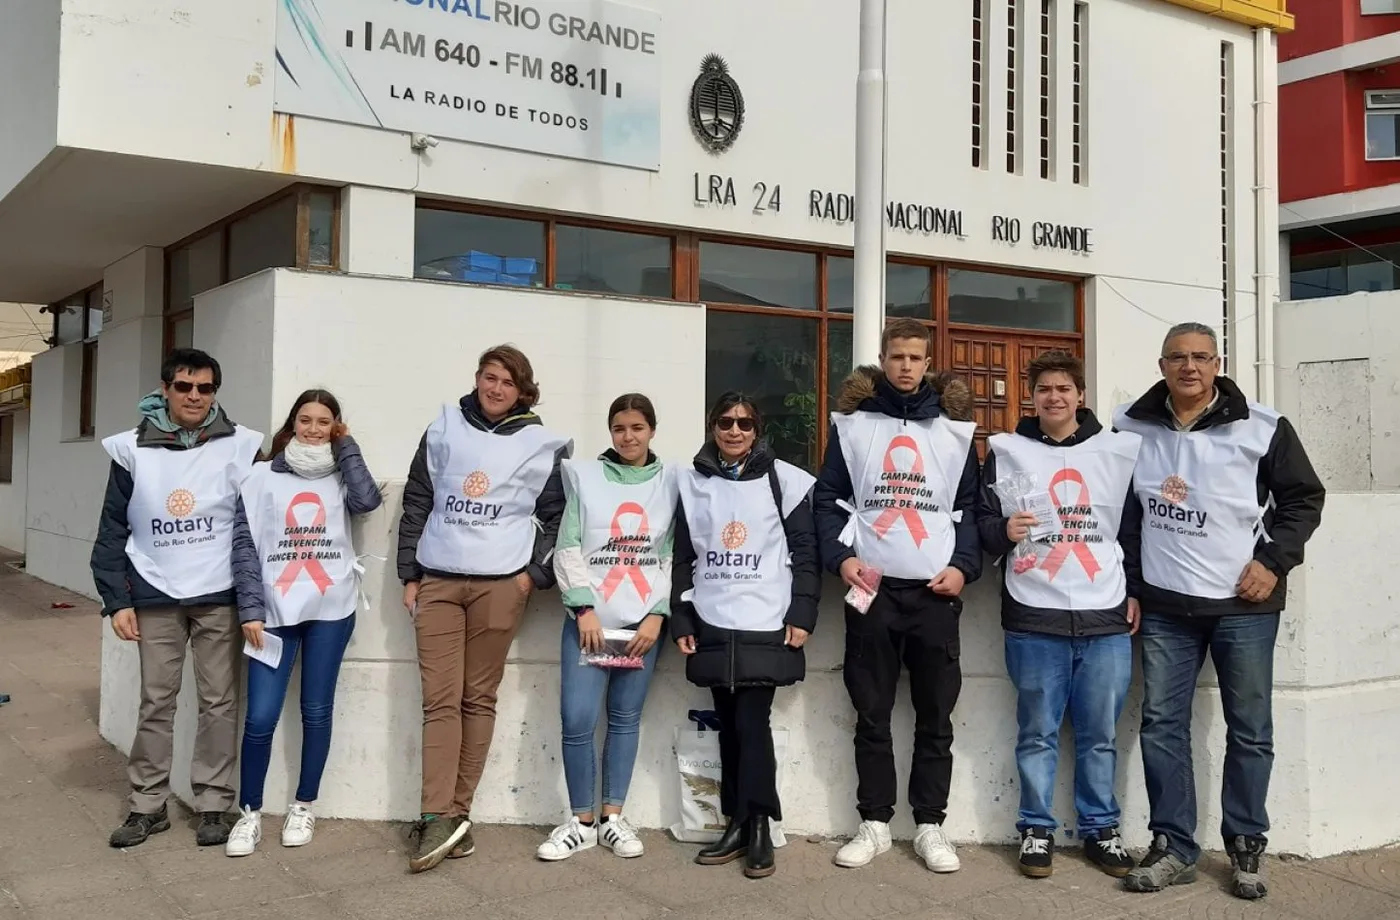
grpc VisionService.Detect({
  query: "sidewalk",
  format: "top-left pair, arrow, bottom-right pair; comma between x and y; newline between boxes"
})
1,559 -> 1397,920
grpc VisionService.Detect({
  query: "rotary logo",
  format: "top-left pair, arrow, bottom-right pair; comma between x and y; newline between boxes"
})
463,471 -> 491,499
720,520 -> 747,550
165,489 -> 196,518
1160,475 -> 1189,505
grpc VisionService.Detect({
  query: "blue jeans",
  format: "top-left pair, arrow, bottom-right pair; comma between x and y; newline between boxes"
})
1004,630 -> 1132,835
239,614 -> 356,810
559,616 -> 660,814
1139,611 -> 1279,863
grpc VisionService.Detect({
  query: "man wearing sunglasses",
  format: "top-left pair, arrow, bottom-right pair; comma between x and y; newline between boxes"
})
91,348 -> 264,849
814,318 -> 981,874
1114,322 -> 1324,901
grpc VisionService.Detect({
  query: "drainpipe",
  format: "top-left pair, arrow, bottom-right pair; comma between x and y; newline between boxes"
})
1253,26 -> 1278,405
853,0 -> 889,366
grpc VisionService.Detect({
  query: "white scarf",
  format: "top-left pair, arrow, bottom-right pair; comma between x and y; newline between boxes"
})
283,438 -> 337,479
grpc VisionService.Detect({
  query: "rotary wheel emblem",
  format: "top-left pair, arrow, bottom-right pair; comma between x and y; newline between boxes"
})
1160,475 -> 1189,505
166,489 -> 196,518
720,520 -> 748,550
463,471 -> 491,499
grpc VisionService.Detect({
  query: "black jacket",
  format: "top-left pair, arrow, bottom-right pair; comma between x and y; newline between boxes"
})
396,393 -> 570,589
1120,376 -> 1325,616
669,441 -> 821,689
90,408 -> 249,617
978,410 -> 1143,637
813,367 -> 982,586
232,436 -> 383,624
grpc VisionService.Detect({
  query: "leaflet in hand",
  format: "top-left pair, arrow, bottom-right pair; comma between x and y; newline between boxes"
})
243,632 -> 284,669
844,565 -> 884,615
580,628 -> 646,669
1017,491 -> 1061,541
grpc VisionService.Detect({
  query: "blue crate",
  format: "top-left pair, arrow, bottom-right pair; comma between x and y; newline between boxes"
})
464,250 -> 503,272
503,257 -> 538,276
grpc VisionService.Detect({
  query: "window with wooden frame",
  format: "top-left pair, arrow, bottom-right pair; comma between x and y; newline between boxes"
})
163,185 -> 341,353
413,200 -> 1085,469
47,284 -> 104,439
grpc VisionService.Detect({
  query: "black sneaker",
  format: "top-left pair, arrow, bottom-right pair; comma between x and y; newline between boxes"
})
1018,827 -> 1054,878
1228,836 -> 1268,900
1084,827 -> 1136,878
195,811 -> 232,847
109,806 -> 171,848
1123,834 -> 1198,891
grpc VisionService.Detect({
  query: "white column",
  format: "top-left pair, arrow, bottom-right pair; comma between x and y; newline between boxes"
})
853,0 -> 889,365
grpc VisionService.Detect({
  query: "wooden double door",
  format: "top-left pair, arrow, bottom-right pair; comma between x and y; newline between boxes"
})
945,329 -> 1083,457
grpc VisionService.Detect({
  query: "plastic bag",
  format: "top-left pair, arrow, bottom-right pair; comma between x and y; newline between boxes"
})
671,712 -> 788,847
578,628 -> 646,669
843,564 -> 884,614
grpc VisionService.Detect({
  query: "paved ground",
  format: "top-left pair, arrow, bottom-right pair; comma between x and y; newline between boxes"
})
2,561 -> 1399,920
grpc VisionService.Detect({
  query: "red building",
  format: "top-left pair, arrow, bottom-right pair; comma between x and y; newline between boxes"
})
1281,0 -> 1400,298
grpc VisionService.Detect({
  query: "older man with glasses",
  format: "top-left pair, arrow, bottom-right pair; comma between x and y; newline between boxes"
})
1113,322 -> 1324,901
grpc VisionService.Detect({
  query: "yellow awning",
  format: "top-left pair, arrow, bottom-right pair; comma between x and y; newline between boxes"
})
1159,0 -> 1294,32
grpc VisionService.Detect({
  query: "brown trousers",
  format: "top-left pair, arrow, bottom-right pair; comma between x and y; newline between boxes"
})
414,573 -> 529,817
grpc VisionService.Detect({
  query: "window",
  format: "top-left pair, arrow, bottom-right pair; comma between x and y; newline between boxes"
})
49,283 -> 102,439
1220,44 -> 1235,375
1366,91 -> 1400,160
0,416 -> 13,484
1072,2 -> 1088,184
705,311 -> 819,469
972,0 -> 987,168
307,189 -> 338,267
1363,0 -> 1400,13
80,341 -> 98,438
1007,0 -> 1022,174
698,243 -> 817,310
1038,0 -> 1056,180
228,195 -> 298,282
949,269 -> 1076,330
826,259 -> 932,317
555,226 -> 672,297
1290,245 -> 1400,299
50,285 -> 102,346
414,209 -> 546,286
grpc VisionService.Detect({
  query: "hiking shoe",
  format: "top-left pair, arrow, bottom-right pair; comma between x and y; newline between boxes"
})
109,806 -> 171,848
537,816 -> 599,861
1018,827 -> 1053,878
409,815 -> 469,873
225,807 -> 261,857
447,818 -> 475,859
1123,834 -> 1197,892
1229,836 -> 1268,900
914,823 -> 961,873
834,820 -> 892,868
1084,827 -> 1135,877
196,811 -> 232,847
599,815 -> 644,858
281,803 -> 315,848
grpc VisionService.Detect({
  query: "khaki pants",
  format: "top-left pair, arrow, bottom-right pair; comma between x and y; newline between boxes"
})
128,604 -> 242,814
415,574 -> 529,817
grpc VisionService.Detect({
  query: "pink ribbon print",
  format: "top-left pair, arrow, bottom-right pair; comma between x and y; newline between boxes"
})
273,492 -> 334,596
1039,469 -> 1101,582
598,501 -> 652,602
872,435 -> 930,546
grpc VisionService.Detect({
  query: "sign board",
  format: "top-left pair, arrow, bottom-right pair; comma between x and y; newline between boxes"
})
273,0 -> 662,171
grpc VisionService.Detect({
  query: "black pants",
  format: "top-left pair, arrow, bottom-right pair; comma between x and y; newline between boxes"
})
711,685 -> 780,823
844,582 -> 962,825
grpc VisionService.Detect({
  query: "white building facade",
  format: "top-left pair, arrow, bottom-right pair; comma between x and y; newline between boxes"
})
7,0 -> 1376,857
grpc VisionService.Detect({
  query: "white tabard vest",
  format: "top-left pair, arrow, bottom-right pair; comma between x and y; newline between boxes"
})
416,405 -> 571,576
678,461 -> 815,633
1113,402 -> 1279,599
988,430 -> 1142,611
240,464 -> 359,628
561,460 -> 680,630
832,411 -> 976,579
103,426 -> 264,601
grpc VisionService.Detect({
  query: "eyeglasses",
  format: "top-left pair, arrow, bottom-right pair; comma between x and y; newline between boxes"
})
714,417 -> 756,432
169,381 -> 218,396
1161,352 -> 1218,368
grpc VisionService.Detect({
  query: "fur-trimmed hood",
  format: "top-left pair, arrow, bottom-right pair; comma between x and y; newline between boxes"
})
834,365 -> 975,422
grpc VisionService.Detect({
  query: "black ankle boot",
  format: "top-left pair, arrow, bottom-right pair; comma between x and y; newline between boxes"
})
696,817 -> 748,865
744,816 -> 775,878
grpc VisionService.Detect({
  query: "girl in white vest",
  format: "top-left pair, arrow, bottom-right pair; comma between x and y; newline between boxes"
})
224,390 -> 382,857
671,393 -> 821,880
535,393 -> 679,862
976,351 -> 1142,881
396,345 -> 573,874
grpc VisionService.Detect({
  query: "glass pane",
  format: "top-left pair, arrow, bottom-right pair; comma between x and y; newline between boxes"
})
1347,258 -> 1395,293
1363,0 -> 1400,14
1289,266 -> 1345,300
827,320 -> 854,423
554,225 -> 672,298
705,311 -> 819,470
948,269 -> 1076,331
699,242 -> 816,309
87,306 -> 103,339
168,232 -> 223,313
827,258 -> 932,317
170,315 -> 194,350
55,298 -> 84,345
414,208 -> 546,286
308,190 -> 337,266
228,195 -> 298,281
1367,112 -> 1400,159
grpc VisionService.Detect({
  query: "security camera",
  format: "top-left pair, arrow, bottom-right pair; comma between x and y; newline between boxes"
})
410,134 -> 439,151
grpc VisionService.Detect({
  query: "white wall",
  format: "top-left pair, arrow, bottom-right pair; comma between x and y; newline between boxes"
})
0,0 -> 60,201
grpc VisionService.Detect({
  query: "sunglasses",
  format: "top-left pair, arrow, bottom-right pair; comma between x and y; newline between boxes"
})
169,381 -> 218,396
714,417 -> 756,432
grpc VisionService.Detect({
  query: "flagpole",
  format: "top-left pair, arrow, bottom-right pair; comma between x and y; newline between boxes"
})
853,0 -> 889,366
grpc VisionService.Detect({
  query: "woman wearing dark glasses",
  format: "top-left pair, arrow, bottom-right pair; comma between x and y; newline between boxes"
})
670,393 -> 821,879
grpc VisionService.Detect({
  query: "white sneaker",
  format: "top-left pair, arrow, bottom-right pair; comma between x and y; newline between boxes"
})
914,823 -> 960,872
225,807 -> 261,857
834,820 -> 892,868
281,802 -> 315,848
598,815 -> 644,858
535,816 -> 598,861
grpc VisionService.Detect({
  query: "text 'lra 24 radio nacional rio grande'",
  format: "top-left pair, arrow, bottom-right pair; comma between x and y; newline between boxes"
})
273,0 -> 662,170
